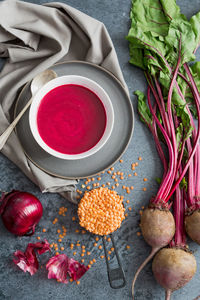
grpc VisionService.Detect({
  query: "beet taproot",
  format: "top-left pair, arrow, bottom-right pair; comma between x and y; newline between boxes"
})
132,207 -> 175,298
152,248 -> 196,300
185,210 -> 200,244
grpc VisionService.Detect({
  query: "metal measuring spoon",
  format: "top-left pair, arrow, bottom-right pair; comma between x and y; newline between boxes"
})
102,233 -> 126,289
0,69 -> 57,150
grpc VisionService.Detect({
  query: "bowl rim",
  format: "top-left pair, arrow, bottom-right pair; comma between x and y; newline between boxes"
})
29,74 -> 114,160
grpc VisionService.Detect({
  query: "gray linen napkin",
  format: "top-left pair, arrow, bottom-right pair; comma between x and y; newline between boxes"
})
0,0 -> 127,203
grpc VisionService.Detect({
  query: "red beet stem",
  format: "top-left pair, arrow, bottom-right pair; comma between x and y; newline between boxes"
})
147,86 -> 175,203
172,180 -> 186,247
166,66 -> 200,202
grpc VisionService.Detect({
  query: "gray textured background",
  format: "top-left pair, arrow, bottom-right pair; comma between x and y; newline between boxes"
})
0,0 -> 200,299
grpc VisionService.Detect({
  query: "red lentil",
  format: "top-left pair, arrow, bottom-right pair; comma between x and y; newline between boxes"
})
78,188 -> 125,235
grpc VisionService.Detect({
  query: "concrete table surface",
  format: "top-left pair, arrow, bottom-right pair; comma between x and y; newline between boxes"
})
0,0 -> 200,299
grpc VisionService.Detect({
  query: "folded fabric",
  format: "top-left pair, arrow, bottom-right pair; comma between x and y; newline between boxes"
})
0,0 -> 127,203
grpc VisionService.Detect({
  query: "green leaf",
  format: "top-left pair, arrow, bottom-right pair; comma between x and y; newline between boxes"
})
175,123 -> 183,149
159,0 -> 187,22
155,177 -> 162,184
126,0 -> 172,74
180,176 -> 187,191
135,90 -> 152,125
129,44 -> 145,70
130,0 -> 170,36
190,11 -> 200,51
165,19 -> 196,64
175,104 -> 193,140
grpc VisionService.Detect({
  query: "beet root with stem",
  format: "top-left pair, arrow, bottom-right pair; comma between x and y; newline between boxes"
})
132,207 -> 175,298
152,248 -> 197,300
185,210 -> 200,244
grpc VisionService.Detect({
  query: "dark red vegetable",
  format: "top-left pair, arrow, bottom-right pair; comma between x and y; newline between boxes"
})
0,191 -> 43,236
13,240 -> 50,275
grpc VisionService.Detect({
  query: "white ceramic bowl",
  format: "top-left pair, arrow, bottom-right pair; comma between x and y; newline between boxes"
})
29,75 -> 114,160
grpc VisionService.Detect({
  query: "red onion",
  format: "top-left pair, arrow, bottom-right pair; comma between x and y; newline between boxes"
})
0,190 -> 43,236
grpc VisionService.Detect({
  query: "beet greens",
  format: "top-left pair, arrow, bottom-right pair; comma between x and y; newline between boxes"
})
127,0 -> 200,298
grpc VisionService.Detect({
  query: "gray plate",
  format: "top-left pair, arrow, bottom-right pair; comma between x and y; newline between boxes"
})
15,61 -> 134,179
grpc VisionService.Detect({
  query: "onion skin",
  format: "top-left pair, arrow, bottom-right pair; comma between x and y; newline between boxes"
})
152,248 -> 196,295
185,210 -> 200,244
0,191 -> 43,236
140,208 -> 175,248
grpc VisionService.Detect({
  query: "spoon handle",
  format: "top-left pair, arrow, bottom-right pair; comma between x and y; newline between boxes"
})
102,233 -> 126,289
0,97 -> 33,150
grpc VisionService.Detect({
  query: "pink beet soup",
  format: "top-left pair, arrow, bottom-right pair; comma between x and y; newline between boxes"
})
36,84 -> 107,155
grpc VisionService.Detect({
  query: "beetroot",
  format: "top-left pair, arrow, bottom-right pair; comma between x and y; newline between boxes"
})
132,207 -> 175,297
140,208 -> 175,249
152,248 -> 196,300
185,210 -> 200,244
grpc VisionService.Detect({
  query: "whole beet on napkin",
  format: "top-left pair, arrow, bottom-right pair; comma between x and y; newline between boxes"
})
0,0 -> 127,203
